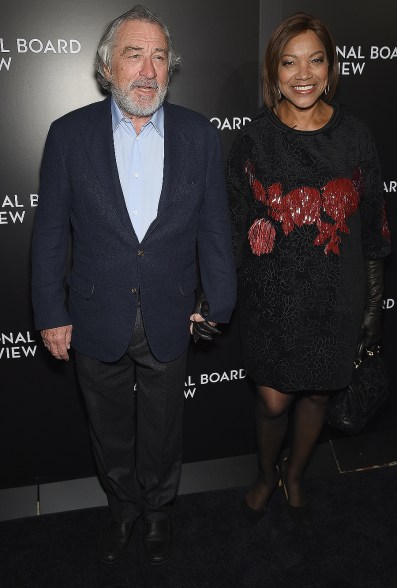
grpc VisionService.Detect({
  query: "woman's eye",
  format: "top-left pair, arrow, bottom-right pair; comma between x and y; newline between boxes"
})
281,61 -> 294,67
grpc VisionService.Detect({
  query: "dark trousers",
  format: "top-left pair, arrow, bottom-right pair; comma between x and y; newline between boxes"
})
75,305 -> 187,523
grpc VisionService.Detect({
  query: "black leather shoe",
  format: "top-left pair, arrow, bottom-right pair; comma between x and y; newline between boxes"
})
144,516 -> 172,565
99,519 -> 135,564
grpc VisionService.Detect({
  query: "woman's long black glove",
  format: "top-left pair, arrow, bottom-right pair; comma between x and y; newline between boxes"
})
356,259 -> 384,360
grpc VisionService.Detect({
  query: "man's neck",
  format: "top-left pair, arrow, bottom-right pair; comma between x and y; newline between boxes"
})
123,112 -> 151,134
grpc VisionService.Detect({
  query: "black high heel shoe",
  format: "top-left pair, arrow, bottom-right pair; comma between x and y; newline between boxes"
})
239,466 -> 280,528
280,457 -> 310,520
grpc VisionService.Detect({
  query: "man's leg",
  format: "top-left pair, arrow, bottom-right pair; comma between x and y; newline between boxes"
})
74,349 -> 141,563
131,305 -> 187,564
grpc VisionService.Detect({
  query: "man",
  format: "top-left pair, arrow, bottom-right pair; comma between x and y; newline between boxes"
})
31,5 -> 236,566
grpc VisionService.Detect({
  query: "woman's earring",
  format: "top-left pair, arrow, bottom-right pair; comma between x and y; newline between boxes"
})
277,86 -> 282,100
324,84 -> 330,96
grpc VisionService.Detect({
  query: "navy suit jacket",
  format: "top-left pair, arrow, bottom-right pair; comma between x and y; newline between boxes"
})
31,98 -> 236,362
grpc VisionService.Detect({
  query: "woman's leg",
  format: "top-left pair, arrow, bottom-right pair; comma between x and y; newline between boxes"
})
245,386 -> 293,511
284,392 -> 330,507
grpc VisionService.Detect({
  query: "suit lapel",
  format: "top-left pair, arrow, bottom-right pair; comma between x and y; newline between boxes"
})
83,97 -> 138,241
143,102 -> 191,241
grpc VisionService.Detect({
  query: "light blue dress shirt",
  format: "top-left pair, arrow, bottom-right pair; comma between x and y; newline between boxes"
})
111,98 -> 164,243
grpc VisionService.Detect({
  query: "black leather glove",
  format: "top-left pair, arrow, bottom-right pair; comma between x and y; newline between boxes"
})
356,259 -> 384,360
191,292 -> 221,343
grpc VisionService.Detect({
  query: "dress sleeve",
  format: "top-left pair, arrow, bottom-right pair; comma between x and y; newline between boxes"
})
226,133 -> 252,269
359,125 -> 391,259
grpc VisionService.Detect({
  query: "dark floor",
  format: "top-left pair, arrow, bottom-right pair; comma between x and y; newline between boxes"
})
1,465 -> 397,588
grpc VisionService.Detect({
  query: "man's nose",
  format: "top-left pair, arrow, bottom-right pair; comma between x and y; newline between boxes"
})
139,57 -> 156,79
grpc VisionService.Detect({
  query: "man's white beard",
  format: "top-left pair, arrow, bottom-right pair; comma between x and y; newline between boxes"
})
111,77 -> 168,118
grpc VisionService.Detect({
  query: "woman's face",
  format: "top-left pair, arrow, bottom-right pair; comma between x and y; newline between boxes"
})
277,30 -> 329,110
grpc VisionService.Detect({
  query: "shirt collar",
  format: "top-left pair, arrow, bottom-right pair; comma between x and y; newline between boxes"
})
111,98 -> 164,137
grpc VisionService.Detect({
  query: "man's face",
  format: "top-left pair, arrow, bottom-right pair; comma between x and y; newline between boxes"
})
105,20 -> 169,118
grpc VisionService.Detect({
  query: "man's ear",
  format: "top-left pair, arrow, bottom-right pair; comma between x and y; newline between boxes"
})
103,64 -> 112,81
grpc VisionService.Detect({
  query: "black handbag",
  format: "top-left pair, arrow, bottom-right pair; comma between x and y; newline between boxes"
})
327,346 -> 389,435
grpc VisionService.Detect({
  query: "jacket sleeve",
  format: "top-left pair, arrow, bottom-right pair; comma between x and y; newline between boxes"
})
31,122 -> 72,330
196,128 -> 237,323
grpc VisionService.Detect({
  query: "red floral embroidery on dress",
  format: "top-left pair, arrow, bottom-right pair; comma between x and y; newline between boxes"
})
245,162 -> 361,256
248,219 -> 276,255
268,184 -> 321,235
315,177 -> 360,254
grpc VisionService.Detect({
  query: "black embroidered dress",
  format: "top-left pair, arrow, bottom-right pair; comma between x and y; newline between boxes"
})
227,105 -> 390,392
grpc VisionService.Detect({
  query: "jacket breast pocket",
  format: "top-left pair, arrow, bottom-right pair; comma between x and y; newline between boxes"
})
68,274 -> 95,300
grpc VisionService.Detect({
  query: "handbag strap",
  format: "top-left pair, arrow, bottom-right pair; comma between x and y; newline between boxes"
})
354,344 -> 381,369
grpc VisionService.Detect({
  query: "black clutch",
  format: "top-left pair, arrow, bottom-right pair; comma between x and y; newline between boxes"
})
326,346 -> 389,435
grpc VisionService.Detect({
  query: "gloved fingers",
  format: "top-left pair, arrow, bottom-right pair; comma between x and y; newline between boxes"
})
192,322 -> 219,338
191,320 -> 221,342
355,337 -> 366,362
195,320 -> 221,336
355,323 -> 369,361
362,325 -> 381,349
355,325 -> 382,361
192,324 -> 213,342
192,329 -> 213,343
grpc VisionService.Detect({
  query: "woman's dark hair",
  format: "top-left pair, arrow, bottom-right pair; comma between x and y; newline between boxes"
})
262,12 -> 339,108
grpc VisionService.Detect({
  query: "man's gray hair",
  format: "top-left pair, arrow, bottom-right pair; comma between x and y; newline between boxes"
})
95,5 -> 181,91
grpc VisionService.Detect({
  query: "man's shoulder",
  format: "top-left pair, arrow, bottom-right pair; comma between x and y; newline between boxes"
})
51,98 -> 109,128
164,102 -> 216,133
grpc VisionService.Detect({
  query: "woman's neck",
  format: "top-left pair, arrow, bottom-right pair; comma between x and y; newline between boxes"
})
274,99 -> 333,131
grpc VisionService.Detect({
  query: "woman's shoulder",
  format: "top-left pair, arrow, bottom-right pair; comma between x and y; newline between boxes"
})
232,107 -> 274,145
334,103 -> 374,138
248,106 -> 274,129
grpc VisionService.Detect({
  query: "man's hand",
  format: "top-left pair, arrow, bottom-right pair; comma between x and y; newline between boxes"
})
189,313 -> 220,342
189,292 -> 221,342
41,325 -> 73,361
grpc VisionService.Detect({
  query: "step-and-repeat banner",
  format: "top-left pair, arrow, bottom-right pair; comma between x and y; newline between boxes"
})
1,0 -> 395,488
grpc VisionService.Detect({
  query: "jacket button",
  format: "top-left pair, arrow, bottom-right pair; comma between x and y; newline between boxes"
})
131,288 -> 138,294
138,250 -> 144,257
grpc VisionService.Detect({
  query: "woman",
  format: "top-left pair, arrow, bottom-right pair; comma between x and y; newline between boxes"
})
227,13 -> 390,525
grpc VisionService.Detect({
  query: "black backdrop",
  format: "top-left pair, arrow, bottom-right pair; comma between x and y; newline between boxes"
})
1,0 -> 395,489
